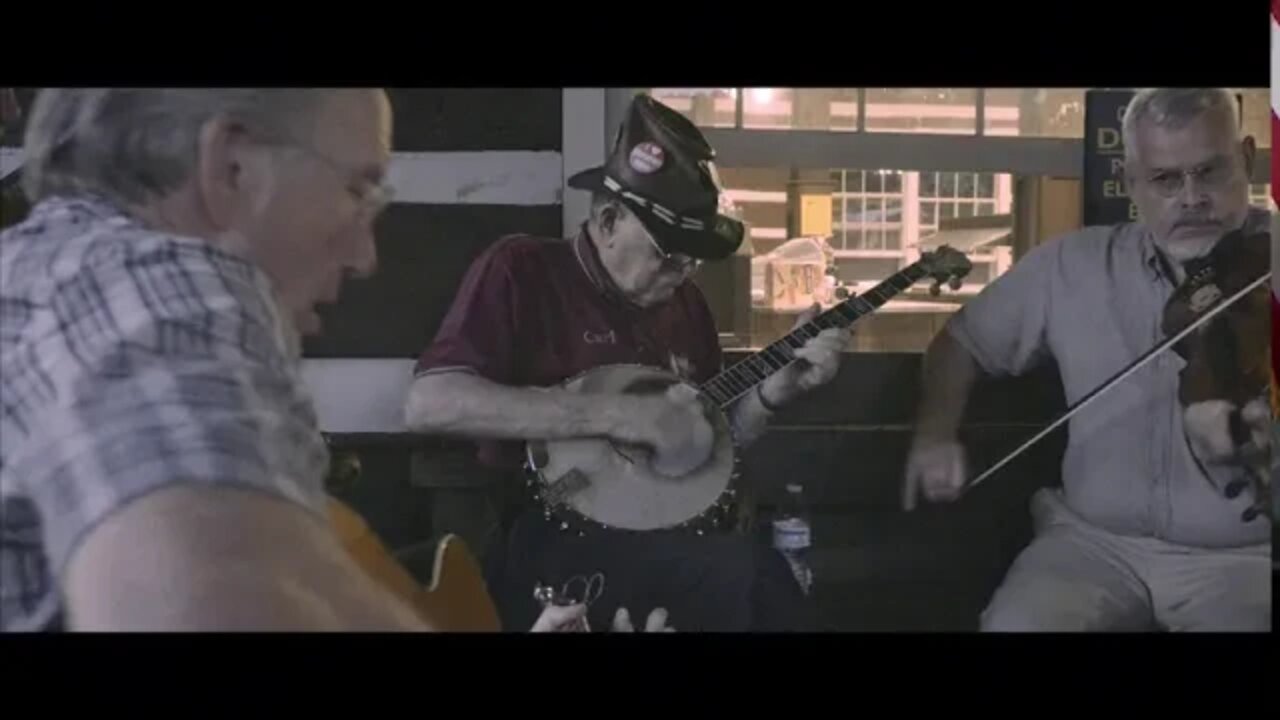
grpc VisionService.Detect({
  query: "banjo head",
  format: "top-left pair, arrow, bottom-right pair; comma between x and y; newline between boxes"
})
527,364 -> 740,533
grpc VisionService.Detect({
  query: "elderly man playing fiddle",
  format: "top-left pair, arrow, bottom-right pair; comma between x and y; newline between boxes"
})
405,94 -> 849,632
903,88 -> 1271,632
0,88 -> 648,632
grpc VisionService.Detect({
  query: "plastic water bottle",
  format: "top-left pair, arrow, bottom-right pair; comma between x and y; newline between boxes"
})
772,483 -> 813,595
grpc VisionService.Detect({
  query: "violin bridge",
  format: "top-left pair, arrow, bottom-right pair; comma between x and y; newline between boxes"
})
543,468 -> 591,506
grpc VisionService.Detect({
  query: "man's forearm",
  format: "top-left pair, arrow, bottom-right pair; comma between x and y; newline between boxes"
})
69,562 -> 429,632
404,371 -> 630,441
63,485 -> 433,632
915,329 -> 983,438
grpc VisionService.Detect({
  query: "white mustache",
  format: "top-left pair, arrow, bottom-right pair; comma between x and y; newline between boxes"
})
1173,218 -> 1219,229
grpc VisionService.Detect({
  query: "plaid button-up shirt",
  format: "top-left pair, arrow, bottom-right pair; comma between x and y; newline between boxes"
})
1,195 -> 330,631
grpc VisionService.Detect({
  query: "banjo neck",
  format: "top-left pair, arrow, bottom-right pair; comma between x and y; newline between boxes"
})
700,260 -> 935,409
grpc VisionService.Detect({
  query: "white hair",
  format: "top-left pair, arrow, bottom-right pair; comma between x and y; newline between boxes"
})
21,88 -> 334,206
1121,88 -> 1240,163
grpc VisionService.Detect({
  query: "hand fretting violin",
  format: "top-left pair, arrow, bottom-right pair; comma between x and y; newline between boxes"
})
1160,228 -> 1271,522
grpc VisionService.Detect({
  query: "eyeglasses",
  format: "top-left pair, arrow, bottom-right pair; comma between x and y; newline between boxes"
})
1141,157 -> 1239,199
274,139 -> 396,221
643,229 -> 701,273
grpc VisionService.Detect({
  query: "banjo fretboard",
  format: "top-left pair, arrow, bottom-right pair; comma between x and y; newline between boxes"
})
702,261 -> 933,408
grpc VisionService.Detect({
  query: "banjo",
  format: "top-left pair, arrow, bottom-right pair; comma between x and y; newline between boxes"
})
524,245 -> 974,534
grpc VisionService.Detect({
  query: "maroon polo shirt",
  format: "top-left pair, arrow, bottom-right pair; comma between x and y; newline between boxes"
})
414,226 -> 723,470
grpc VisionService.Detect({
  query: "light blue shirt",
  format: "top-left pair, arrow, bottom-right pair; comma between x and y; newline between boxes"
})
947,207 -> 1271,549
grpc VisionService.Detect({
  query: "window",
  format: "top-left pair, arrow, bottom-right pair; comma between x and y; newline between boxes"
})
741,88 -> 860,131
1240,89 -> 1271,149
917,171 -> 1012,238
864,88 -> 978,135
1250,183 -> 1275,210
718,167 -> 789,250
982,89 -> 1086,138
651,88 -> 862,132
714,164 -> 1023,352
831,170 -> 907,251
648,88 -> 737,128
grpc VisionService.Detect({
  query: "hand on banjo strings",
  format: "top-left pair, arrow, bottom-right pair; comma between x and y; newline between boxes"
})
759,303 -> 851,407
615,383 -> 716,478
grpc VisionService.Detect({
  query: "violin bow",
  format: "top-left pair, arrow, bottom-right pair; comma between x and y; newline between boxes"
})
963,270 -> 1273,493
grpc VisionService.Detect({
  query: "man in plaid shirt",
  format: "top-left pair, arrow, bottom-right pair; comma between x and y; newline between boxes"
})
0,89 -> 603,632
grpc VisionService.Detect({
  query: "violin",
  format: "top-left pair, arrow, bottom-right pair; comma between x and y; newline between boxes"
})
963,228 -> 1273,525
1161,228 -> 1272,522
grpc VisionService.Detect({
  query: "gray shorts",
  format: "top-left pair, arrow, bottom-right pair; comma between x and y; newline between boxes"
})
981,488 -> 1271,632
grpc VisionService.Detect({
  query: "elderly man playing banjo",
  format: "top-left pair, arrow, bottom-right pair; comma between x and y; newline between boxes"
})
405,94 -> 850,632
903,88 -> 1271,632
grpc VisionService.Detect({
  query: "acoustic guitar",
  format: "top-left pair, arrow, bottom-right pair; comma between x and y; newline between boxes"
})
328,497 -> 502,631
524,245 -> 973,534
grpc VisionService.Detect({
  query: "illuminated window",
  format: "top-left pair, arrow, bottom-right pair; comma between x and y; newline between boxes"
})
864,88 -> 978,135
918,171 -> 1012,229
831,170 -> 906,252
718,167 -> 789,251
741,88 -> 860,131
648,88 -> 737,128
982,89 -> 1086,138
1240,89 -> 1271,149
1250,183 -> 1275,210
712,164 -> 1024,351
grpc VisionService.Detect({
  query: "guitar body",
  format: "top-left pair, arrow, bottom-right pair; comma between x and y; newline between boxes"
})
526,364 -> 741,533
328,497 -> 501,631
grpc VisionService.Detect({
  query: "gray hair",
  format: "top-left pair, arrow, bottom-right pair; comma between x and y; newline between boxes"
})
1121,88 -> 1240,162
21,89 -> 334,206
